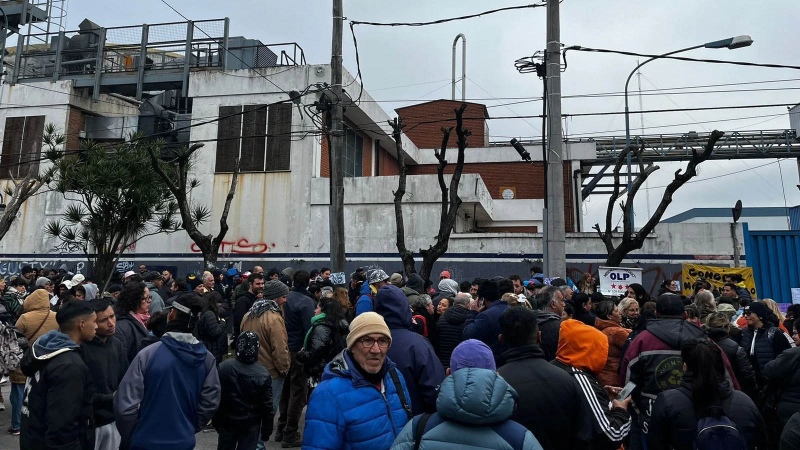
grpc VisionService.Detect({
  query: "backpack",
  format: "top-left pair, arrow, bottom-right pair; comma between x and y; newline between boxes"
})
0,321 -> 25,373
678,388 -> 747,450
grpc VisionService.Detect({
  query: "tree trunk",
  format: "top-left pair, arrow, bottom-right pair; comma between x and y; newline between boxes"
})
389,118 -> 417,276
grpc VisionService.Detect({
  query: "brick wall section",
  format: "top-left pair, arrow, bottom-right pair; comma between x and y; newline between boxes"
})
376,142 -> 400,176
395,100 -> 487,149
408,162 -> 546,199
66,107 -> 85,152
409,161 -> 575,232
320,134 -> 330,177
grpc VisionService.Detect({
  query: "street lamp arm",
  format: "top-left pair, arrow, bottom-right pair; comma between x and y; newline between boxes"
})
624,44 -> 704,114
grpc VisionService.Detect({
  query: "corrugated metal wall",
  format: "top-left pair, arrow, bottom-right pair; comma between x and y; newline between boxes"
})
744,223 -> 800,303
789,206 -> 800,231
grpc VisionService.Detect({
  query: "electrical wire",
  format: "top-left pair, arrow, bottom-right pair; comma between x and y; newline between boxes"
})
564,46 -> 800,72
349,3 -> 546,27
639,158 -> 789,190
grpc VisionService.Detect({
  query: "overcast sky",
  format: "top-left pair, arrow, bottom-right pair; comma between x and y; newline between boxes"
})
64,0 -> 800,231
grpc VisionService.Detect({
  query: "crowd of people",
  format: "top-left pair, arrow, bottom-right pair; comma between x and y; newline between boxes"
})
0,263 -> 798,449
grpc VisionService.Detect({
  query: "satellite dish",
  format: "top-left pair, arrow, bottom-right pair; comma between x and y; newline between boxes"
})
732,200 -> 743,223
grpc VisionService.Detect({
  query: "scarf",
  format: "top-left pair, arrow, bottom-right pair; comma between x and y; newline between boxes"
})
248,299 -> 281,318
303,313 -> 327,349
131,311 -> 150,329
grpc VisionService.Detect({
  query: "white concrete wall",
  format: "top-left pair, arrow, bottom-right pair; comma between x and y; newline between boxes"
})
0,80 -> 140,256
676,216 -> 789,231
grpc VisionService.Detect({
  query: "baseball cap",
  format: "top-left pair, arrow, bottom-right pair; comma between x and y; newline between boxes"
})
439,271 -> 451,279
144,271 -> 164,282
656,293 -> 685,316
167,293 -> 203,315
123,271 -> 136,279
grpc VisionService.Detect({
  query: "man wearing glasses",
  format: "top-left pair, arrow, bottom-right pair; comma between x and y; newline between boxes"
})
303,312 -> 412,450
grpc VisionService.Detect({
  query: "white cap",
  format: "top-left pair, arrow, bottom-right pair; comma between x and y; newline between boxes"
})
123,271 -> 136,279
71,273 -> 85,284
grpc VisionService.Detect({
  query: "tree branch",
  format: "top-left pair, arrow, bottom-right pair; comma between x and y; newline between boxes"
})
389,117 -> 416,275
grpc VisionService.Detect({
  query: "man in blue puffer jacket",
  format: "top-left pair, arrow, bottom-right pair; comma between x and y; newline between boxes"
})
303,312 -> 412,450
374,284 -> 445,415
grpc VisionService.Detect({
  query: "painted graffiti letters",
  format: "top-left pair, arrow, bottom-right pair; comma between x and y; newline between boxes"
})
190,238 -> 275,255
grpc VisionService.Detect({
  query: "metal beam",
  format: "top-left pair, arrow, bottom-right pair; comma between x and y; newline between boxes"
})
92,28 -> 106,101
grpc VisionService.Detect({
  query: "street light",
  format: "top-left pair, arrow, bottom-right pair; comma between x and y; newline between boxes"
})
623,35 -> 753,227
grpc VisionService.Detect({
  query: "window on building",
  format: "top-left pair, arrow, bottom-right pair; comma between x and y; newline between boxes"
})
343,125 -> 363,177
214,103 -> 293,173
0,116 -> 45,179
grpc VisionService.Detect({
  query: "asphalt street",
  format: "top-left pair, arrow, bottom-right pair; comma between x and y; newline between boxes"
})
0,382 -> 305,450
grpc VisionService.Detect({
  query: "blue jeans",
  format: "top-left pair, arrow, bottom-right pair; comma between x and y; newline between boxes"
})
11,382 -> 24,430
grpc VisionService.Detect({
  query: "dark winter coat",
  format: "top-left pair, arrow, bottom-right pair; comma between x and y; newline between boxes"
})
463,300 -> 510,365
763,346 -> 800,426
374,284 -> 446,415
536,311 -> 562,362
740,325 -> 794,379
296,318 -> 349,383
212,357 -> 273,437
195,309 -> 228,364
499,345 -> 593,450
647,379 -> 767,450
20,331 -> 95,450
115,313 -> 149,363
81,336 -> 129,427
708,327 -> 759,400
284,287 -> 316,353
436,305 -> 470,368
232,290 -> 257,340
781,411 -> 800,450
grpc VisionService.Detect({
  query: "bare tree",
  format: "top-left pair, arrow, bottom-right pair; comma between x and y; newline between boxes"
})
146,143 -> 240,270
390,104 -> 471,281
0,124 -> 61,242
593,130 -> 725,266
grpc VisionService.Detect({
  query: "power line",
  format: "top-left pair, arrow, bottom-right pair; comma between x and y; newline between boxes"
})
565,46 -> 800,72
349,3 -> 546,27
640,159 -> 788,190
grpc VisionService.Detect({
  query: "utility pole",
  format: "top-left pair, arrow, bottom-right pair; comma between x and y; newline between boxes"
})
329,0 -> 346,272
545,0 -> 566,278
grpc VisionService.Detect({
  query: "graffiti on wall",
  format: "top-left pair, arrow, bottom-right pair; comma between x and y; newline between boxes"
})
0,260 -> 86,277
190,238 -> 276,255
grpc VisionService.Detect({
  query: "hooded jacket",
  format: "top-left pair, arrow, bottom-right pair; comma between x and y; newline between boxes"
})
391,368 -> 543,450
553,319 -> 630,450
81,335 -> 129,427
620,317 -> 712,435
400,286 -> 423,310
647,376 -> 767,450
536,310 -> 562,362
240,300 -> 290,378
144,282 -> 165,315
114,332 -> 220,450
498,344 -> 593,450
374,285 -> 445,415
12,289 -> 59,384
436,305 -> 471,368
763,346 -> 800,426
463,300 -> 510,365
303,350 -> 412,450
115,312 -> 149,363
20,330 -> 95,450
594,317 -> 631,388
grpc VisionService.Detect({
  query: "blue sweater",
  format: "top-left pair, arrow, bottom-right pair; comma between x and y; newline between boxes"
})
114,332 -> 220,450
355,283 -> 375,317
303,351 -> 411,450
463,301 -> 510,365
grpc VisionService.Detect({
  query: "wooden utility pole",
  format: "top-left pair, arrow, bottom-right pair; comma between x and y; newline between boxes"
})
545,0 -> 566,278
329,0 -> 346,272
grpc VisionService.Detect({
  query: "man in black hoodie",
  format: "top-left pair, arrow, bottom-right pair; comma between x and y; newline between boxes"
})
20,301 -> 97,450
498,307 -> 593,450
82,298 -> 129,450
277,270 -> 315,447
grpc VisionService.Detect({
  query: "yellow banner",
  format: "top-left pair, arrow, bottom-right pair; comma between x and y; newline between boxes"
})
681,263 -> 757,298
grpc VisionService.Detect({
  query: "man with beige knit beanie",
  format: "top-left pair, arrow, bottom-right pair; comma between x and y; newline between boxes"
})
303,312 -> 412,450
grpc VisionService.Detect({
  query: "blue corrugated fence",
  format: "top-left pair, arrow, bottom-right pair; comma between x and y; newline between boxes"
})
744,223 -> 800,304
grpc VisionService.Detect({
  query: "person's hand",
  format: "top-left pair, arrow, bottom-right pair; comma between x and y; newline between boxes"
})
611,395 -> 632,410
604,385 -> 622,400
